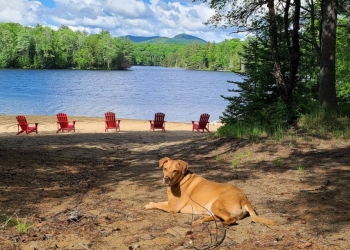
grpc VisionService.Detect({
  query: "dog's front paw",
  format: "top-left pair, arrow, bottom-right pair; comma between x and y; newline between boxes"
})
145,202 -> 155,209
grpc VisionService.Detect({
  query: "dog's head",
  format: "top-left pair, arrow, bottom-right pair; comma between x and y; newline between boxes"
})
159,157 -> 188,186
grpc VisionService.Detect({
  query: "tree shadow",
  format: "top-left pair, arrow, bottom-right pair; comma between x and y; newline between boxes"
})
0,133 -> 349,243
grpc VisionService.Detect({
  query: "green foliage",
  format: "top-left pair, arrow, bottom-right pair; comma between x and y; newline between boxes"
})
215,122 -> 266,139
0,23 -> 134,70
215,155 -> 223,161
1,213 -> 32,233
220,33 -> 291,131
132,38 -> 243,71
272,157 -> 283,167
298,107 -> 350,137
16,218 -> 32,233
0,214 -> 17,228
336,17 -> 350,113
297,165 -> 304,172
217,10 -> 349,137
0,22 -> 243,71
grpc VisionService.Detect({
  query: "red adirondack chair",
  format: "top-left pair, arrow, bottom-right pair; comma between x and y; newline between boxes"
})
56,113 -> 76,133
16,116 -> 38,135
149,112 -> 166,132
105,112 -> 120,132
192,113 -> 210,132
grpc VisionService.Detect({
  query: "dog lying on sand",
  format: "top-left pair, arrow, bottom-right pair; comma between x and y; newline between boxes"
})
145,157 -> 278,226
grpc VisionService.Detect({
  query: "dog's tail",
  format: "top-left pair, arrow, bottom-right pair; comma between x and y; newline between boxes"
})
244,201 -> 278,226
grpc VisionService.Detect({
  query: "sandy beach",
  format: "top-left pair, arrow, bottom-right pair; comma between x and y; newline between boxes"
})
0,114 -> 349,249
0,114 -> 221,135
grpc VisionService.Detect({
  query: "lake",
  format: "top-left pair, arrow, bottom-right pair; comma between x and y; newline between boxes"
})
0,66 -> 240,123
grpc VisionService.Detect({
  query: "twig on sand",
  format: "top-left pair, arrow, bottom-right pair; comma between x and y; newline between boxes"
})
182,192 -> 226,250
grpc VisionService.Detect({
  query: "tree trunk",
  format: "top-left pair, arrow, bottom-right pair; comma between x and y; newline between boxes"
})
267,0 -> 284,95
319,0 -> 338,109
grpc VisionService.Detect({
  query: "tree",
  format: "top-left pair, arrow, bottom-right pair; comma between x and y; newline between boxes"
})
32,25 -> 56,68
335,16 -> 350,112
16,27 -> 32,67
197,0 -> 301,124
319,0 -> 338,109
0,23 -> 20,67
57,25 -> 79,68
98,30 -> 116,69
220,19 -> 291,128
114,37 -> 134,70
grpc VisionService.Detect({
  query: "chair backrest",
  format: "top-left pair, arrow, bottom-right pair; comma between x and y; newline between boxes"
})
198,113 -> 210,128
105,112 -> 116,126
16,116 -> 29,130
56,113 -> 69,128
153,112 -> 165,128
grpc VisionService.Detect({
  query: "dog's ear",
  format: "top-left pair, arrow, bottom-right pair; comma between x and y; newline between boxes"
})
178,160 -> 189,174
159,157 -> 170,168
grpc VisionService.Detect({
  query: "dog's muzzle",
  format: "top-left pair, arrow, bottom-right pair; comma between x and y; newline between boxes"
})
164,176 -> 171,184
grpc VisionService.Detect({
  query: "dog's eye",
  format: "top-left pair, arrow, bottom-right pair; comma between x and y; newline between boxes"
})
173,170 -> 177,173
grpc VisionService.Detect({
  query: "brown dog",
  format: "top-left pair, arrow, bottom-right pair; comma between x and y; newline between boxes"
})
145,157 -> 278,226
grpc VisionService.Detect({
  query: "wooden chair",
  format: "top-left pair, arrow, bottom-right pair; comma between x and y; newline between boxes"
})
192,113 -> 210,132
56,113 -> 76,133
16,116 -> 38,135
149,112 -> 166,132
105,112 -> 120,132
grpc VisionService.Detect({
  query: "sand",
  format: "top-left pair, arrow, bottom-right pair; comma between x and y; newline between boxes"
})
0,114 -> 221,135
1,114 -> 349,249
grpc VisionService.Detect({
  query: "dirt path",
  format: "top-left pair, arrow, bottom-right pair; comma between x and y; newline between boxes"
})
0,131 -> 349,249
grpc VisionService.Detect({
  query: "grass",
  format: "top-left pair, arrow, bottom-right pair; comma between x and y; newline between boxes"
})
229,150 -> 254,169
16,218 -> 32,233
215,122 -> 266,140
215,109 -> 350,140
231,158 -> 239,169
272,157 -> 283,167
297,109 -> 350,138
297,165 -> 304,172
216,155 -> 223,161
1,213 -> 32,233
0,214 -> 17,228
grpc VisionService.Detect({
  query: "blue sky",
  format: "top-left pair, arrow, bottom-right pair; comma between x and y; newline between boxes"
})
0,0 -> 242,42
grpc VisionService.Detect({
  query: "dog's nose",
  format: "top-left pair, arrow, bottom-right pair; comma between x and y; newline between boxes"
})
164,176 -> 170,182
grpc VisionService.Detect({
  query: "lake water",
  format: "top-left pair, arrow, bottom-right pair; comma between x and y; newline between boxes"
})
0,66 -> 240,123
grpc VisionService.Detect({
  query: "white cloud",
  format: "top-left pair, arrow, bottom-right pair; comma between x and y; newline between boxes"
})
0,0 -> 42,25
105,0 -> 150,19
0,0 -> 240,42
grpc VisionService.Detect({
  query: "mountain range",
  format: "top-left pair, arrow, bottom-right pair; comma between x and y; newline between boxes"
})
123,34 -> 207,45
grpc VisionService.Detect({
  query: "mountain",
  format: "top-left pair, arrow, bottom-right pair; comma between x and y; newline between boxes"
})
124,34 -> 207,45
173,34 -> 206,43
124,35 -> 161,43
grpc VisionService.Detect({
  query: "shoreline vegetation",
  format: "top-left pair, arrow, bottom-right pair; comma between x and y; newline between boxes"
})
0,22 -> 243,72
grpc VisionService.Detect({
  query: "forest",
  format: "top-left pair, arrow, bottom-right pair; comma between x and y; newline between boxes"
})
196,0 -> 350,136
0,22 -> 242,72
